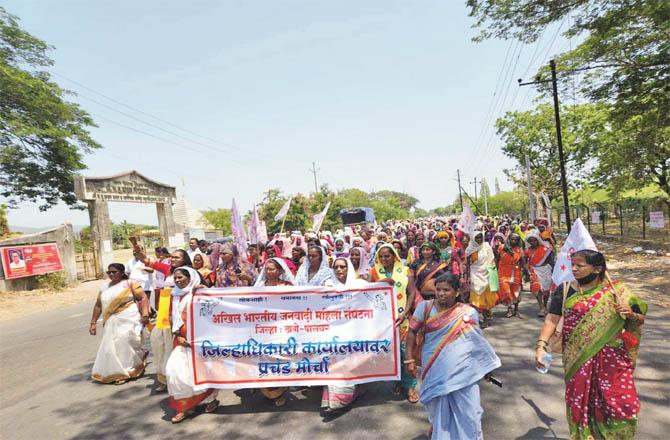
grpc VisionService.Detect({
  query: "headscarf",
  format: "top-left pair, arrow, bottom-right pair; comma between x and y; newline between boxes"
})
419,241 -> 441,262
333,238 -> 350,258
371,244 -> 409,295
524,229 -> 551,249
350,246 -> 370,276
332,257 -> 358,286
294,246 -> 334,286
171,267 -> 200,333
465,231 -> 484,257
254,257 -> 295,286
262,243 -> 282,265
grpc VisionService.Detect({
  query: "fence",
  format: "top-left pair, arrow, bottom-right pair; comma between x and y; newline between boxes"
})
552,200 -> 670,243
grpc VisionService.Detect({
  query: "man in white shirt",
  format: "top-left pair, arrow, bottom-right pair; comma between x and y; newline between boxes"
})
187,237 -> 203,261
126,249 -> 154,299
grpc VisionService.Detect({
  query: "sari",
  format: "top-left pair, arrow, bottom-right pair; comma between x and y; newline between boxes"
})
410,301 -> 501,439
321,258 -> 367,411
411,256 -> 450,308
466,238 -> 497,312
166,268 -> 218,413
559,281 -> 647,440
496,241 -> 523,305
369,244 -> 416,391
91,280 -> 147,383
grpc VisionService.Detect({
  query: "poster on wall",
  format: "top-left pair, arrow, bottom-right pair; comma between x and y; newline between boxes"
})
0,243 -> 64,280
649,211 -> 665,229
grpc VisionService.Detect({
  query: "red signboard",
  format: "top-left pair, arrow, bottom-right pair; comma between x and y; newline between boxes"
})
1,243 -> 64,280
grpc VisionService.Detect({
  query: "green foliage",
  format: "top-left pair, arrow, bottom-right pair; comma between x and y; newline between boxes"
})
432,189 -> 526,217
36,271 -> 69,291
254,187 -> 418,233
201,208 -> 232,235
468,0 -> 670,201
0,204 -> 9,238
0,7 -> 100,211
496,103 -> 611,200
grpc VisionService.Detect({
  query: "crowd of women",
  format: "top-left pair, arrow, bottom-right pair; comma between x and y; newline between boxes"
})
88,215 -> 647,440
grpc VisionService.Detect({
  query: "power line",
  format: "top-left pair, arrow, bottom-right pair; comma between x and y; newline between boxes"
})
50,71 -> 264,160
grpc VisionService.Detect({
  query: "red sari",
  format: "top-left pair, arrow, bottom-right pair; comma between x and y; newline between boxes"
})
561,282 -> 647,439
496,246 -> 522,304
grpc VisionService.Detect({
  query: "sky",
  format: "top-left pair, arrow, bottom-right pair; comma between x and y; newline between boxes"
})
3,0 -> 571,228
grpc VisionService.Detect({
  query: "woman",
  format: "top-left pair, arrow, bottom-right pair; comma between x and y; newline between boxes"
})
349,246 -> 370,281
291,246 -> 306,268
333,238 -> 350,258
392,239 -> 406,265
535,250 -> 647,440
192,253 -> 215,287
410,242 -> 451,308
369,244 -> 418,403
406,232 -> 426,265
134,244 -> 193,391
435,231 -> 453,263
403,230 -> 416,260
406,273 -> 501,440
321,257 -> 367,414
215,243 -> 257,287
524,230 -> 555,317
253,257 -> 295,406
166,267 -> 219,423
497,233 -> 524,318
466,231 -> 498,329
294,245 -> 334,286
89,263 -> 150,384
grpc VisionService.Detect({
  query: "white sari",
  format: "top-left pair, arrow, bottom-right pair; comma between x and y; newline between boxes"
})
166,268 -> 217,409
91,280 -> 146,383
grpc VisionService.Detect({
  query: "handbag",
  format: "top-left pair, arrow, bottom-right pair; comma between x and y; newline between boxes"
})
548,282 -> 569,353
414,300 -> 435,366
487,265 -> 499,292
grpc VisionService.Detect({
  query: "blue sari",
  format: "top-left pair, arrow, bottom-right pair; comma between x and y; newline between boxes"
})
410,302 -> 501,440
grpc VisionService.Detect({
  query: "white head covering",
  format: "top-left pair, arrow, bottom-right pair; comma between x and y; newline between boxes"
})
350,246 -> 370,276
465,230 -> 484,257
332,257 -> 357,286
294,246 -> 334,286
524,229 -> 551,249
254,257 -> 295,286
171,266 -> 200,332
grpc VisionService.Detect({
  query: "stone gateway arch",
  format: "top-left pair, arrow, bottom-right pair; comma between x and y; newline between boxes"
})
75,170 -> 180,275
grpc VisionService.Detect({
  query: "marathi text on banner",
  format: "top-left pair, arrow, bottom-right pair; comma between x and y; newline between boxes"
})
187,284 -> 400,390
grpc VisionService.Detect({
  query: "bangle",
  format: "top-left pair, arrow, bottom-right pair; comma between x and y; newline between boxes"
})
536,339 -> 548,344
90,321 -> 97,325
403,359 -> 416,364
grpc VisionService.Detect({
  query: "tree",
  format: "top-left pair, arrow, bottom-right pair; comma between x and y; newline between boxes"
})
0,204 -> 9,238
467,0 -> 669,202
495,102 -> 611,200
201,208 -> 232,235
0,8 -> 100,211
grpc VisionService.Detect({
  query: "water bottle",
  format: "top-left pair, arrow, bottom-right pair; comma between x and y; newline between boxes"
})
536,352 -> 553,374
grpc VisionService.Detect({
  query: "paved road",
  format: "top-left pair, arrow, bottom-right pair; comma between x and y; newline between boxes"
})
1,290 -> 668,440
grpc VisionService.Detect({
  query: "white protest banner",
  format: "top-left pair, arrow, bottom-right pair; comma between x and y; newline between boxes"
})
274,197 -> 292,222
649,211 -> 665,229
552,218 -> 598,285
187,284 -> 400,390
312,202 -> 331,233
591,210 -> 601,224
457,203 -> 476,236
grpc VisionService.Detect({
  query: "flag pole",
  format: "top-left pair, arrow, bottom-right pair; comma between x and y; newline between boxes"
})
280,215 -> 287,234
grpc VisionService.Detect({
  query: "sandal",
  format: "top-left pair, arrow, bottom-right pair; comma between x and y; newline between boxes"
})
171,412 -> 187,424
155,383 -> 167,392
407,388 -> 420,404
274,395 -> 287,407
204,399 -> 219,413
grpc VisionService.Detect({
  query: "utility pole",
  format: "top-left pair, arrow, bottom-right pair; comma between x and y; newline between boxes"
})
470,177 -> 479,201
525,154 -> 535,222
482,181 -> 489,217
457,169 -> 464,211
309,162 -> 320,193
518,59 -> 572,232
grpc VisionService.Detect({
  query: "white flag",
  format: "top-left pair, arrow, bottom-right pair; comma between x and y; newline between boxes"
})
274,196 -> 292,222
231,198 -> 248,259
457,203 -> 476,236
248,204 -> 262,244
312,202 -> 331,233
551,218 -> 598,285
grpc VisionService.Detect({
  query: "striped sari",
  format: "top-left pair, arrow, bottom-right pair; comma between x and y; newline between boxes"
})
410,302 -> 500,439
